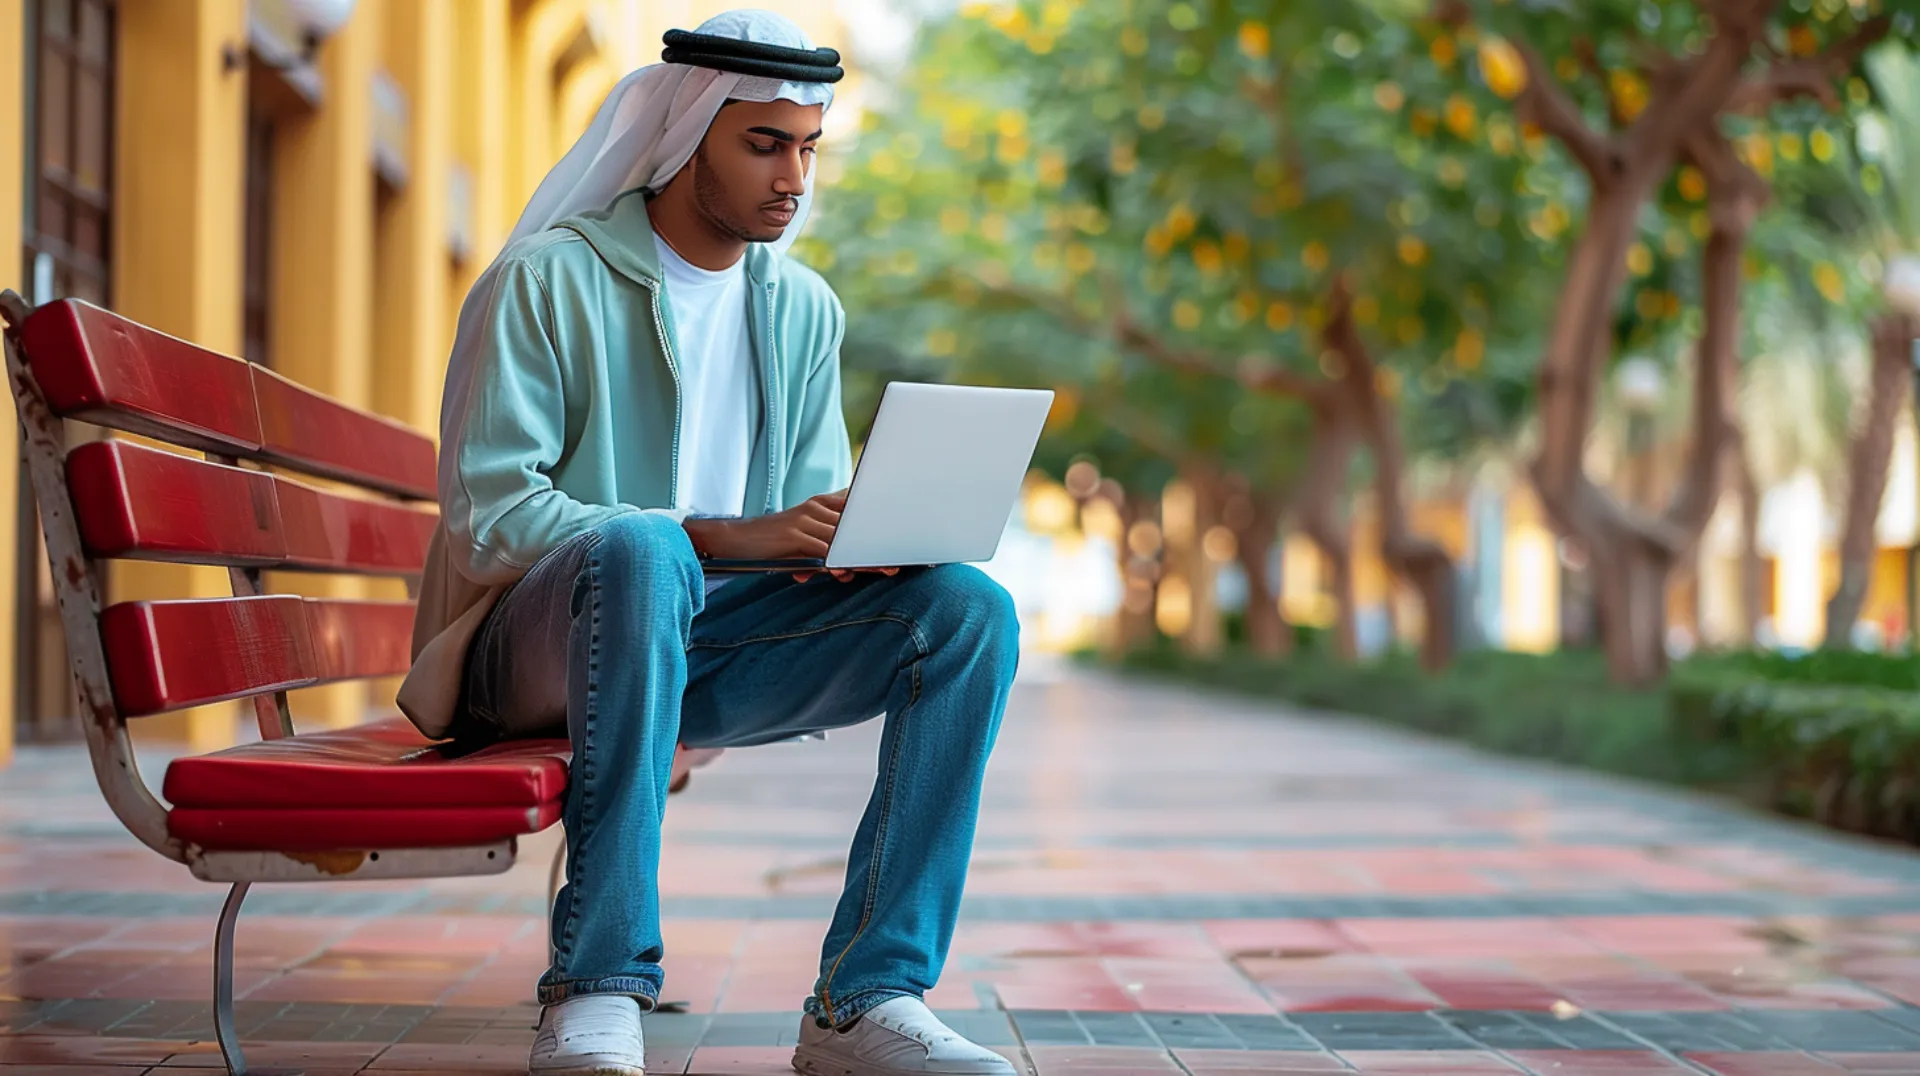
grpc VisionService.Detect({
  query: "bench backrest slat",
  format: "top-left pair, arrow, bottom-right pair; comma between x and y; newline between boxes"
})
68,440 -> 436,575
100,597 -> 417,717
22,301 -> 438,499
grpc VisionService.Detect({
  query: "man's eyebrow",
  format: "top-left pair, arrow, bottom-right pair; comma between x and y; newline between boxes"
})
746,126 -> 825,143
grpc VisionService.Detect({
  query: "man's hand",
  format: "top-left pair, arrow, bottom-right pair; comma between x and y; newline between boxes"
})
681,492 -> 898,583
685,491 -> 845,561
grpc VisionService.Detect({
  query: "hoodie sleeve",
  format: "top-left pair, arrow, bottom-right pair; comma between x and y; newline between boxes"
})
782,291 -> 855,507
446,257 -> 674,585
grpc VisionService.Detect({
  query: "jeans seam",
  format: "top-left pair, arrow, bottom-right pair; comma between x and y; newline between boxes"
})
688,613 -> 918,652
815,613 -> 930,1022
552,546 -> 603,967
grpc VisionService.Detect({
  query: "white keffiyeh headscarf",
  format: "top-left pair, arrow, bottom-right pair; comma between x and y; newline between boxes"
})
437,8 -> 836,503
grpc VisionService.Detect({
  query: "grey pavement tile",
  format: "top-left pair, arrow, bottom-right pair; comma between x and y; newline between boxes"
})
931,1010 -> 1017,1047
1437,1009 -> 1642,1049
1213,1013 -> 1318,1050
1007,1009 -> 1090,1046
1141,1012 -> 1239,1050
1287,1011 -> 1474,1050
1072,1010 -> 1161,1047
1734,1009 -> 1920,1052
1604,1011 -> 1786,1050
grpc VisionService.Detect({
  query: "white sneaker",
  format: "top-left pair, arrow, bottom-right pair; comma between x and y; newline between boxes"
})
529,995 -> 646,1076
792,997 -> 1017,1075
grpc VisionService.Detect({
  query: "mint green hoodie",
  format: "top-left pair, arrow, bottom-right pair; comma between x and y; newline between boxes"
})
398,188 -> 853,739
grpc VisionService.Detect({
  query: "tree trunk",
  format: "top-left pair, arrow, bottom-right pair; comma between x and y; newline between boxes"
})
1296,404 -> 1360,661
1323,279 -> 1458,670
1823,311 -> 1917,649
1181,468 -> 1225,658
1111,492 -> 1160,655
1529,126 -> 1761,685
1593,533 -> 1678,683
1233,487 -> 1291,658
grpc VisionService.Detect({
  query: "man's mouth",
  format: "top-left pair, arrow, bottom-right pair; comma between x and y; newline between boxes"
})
763,201 -> 797,223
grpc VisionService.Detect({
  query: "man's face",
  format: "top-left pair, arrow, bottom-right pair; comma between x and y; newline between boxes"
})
691,98 -> 825,244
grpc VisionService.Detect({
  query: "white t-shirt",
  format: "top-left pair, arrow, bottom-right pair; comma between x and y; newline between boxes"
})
653,233 -> 759,519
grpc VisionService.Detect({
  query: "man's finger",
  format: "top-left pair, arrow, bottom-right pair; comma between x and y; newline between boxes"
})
831,569 -> 855,582
803,500 -> 843,523
792,571 -> 818,583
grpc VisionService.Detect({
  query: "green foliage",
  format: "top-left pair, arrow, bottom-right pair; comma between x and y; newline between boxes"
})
805,0 -> 1579,490
1668,651 -> 1920,836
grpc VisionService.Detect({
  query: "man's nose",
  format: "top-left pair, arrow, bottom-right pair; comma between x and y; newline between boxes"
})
773,149 -> 808,197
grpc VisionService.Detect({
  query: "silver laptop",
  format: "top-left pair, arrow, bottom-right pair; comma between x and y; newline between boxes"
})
701,381 -> 1055,572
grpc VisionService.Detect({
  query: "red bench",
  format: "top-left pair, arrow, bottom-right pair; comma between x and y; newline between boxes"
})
0,291 -> 698,1075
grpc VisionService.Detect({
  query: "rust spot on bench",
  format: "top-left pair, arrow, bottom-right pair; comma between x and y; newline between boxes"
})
286,850 -> 369,875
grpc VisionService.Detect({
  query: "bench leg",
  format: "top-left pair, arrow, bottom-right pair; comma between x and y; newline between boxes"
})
215,883 -> 303,1076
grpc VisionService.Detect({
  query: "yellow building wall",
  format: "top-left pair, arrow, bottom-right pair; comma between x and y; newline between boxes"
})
112,0 -> 249,752
450,0 -> 512,352
264,6 -> 378,729
1864,546 -> 1909,642
0,0 -> 23,767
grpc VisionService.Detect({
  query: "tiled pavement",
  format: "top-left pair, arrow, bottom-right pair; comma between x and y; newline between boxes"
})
9,666 -> 1920,1073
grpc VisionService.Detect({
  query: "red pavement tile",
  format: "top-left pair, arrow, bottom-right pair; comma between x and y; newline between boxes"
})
1816,1056 -> 1920,1074
1338,919 -> 1599,958
684,1046 -> 798,1074
1102,957 -> 1275,1013
1552,975 -> 1732,1012
0,1037 -> 178,1067
154,1041 -> 389,1069
1500,1052 -> 1695,1074
1339,1052 -> 1522,1073
1240,954 -> 1444,1012
1203,919 -> 1361,958
1403,962 -> 1570,1011
1174,1049 -> 1349,1073
1684,1055 -> 1846,1075
1027,1045 -> 1181,1074
367,1042 -> 533,1071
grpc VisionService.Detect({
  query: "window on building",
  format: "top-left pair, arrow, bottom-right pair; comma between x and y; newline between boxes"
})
23,0 -> 116,306
243,107 -> 274,367
17,0 -> 117,743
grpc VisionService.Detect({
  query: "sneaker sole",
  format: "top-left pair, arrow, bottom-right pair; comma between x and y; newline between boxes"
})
530,1063 -> 645,1076
792,1051 -> 855,1076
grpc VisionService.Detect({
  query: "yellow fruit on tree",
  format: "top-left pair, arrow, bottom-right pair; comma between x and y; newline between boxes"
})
1477,36 -> 1527,100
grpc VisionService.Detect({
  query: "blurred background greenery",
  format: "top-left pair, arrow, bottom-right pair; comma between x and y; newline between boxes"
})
796,0 -> 1920,838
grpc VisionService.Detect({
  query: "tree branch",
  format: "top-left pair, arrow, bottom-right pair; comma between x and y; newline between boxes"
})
1513,36 -> 1620,183
1661,126 -> 1764,546
1620,21 -> 1762,175
1725,15 -> 1892,114
1111,311 -> 1328,401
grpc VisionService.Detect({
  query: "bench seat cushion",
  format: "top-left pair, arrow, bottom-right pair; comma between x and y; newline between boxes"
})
163,717 -> 570,810
169,802 -> 566,852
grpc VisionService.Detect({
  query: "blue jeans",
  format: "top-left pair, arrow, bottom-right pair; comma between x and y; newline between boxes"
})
461,512 -> 1020,1024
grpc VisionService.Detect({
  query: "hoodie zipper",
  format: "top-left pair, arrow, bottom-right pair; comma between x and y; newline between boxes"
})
643,278 -> 683,506
763,281 -> 780,513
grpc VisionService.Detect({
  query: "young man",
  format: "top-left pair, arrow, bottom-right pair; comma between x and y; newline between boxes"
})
397,11 -> 1020,1076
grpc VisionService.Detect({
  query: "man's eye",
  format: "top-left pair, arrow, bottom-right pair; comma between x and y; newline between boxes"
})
752,143 -> 779,154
